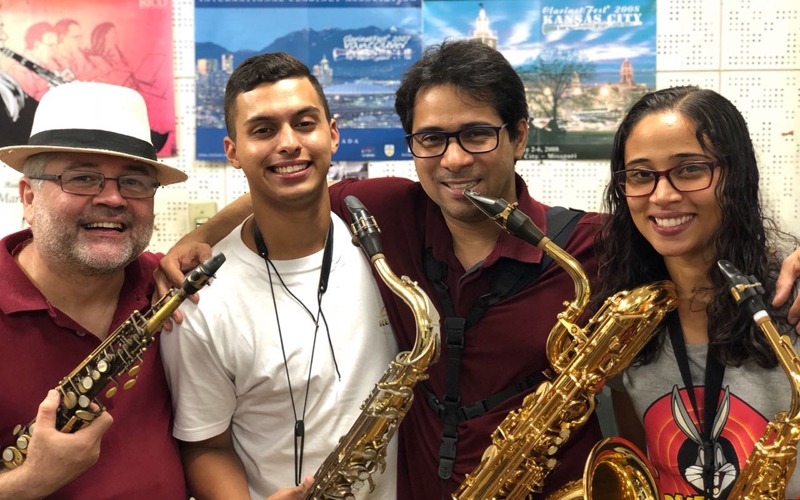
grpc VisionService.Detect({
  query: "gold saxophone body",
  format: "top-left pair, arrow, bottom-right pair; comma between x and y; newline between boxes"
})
453,190 -> 677,500
1,254 -> 226,469
302,196 -> 441,500
719,259 -> 800,499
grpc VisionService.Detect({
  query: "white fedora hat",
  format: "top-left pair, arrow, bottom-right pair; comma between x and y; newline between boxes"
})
0,81 -> 187,186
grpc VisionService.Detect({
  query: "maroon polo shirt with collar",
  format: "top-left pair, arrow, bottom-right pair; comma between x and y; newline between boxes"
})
330,175 -> 605,500
0,229 -> 186,499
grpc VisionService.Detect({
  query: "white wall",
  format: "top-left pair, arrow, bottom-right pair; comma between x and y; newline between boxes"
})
1,0 -> 798,251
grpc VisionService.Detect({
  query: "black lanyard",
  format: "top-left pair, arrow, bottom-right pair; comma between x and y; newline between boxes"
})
667,311 -> 726,498
253,218 -> 336,485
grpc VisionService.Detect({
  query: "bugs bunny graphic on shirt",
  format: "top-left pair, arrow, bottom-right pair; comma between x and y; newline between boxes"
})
672,385 -> 739,498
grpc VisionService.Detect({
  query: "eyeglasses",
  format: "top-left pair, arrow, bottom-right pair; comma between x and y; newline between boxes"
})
405,123 -> 508,158
614,162 -> 719,197
28,170 -> 160,199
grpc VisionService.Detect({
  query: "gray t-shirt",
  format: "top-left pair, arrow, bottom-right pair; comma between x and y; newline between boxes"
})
616,333 -> 800,499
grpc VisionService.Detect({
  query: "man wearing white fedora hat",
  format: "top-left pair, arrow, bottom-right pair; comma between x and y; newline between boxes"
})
0,81 -> 190,499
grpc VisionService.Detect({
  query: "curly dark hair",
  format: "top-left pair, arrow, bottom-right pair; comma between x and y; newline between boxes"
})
394,39 -> 529,141
223,52 -> 330,140
594,85 -> 797,368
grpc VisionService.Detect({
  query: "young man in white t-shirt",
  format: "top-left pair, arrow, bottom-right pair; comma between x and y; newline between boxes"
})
160,52 -> 398,500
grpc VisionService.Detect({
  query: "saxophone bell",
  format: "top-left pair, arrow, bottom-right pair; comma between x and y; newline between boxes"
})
546,437 -> 660,500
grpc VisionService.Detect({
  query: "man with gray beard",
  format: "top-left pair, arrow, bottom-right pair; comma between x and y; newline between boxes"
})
0,81 -> 190,499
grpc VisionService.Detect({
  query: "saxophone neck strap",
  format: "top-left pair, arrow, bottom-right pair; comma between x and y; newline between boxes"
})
423,206 -> 585,482
667,310 -> 726,498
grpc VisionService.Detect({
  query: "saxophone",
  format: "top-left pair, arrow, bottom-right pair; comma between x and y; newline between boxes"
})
453,190 -> 677,500
1,253 -> 226,469
302,196 -> 441,500
718,259 -> 800,500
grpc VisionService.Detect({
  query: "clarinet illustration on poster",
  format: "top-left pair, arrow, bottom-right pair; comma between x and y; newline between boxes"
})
423,0 -> 657,160
195,0 -> 422,162
0,0 -> 177,156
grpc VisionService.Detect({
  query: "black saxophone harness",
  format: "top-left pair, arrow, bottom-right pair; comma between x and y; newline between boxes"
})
420,206 -> 586,482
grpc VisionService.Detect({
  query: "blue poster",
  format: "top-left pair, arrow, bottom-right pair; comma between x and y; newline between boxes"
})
194,0 -> 421,161
423,0 -> 657,160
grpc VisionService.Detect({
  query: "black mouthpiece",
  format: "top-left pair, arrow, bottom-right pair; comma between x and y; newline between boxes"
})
183,253 -> 226,295
344,195 -> 384,258
717,259 -> 766,316
463,189 -> 546,246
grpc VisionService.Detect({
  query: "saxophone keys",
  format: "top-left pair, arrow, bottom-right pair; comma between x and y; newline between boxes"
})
123,378 -> 137,390
11,424 -> 21,436
63,390 -> 78,409
2,447 -> 23,468
15,435 -> 29,451
78,395 -> 91,408
97,355 -> 115,373
78,376 -> 93,393
128,365 -> 141,377
91,369 -> 102,381
106,386 -> 118,398
75,410 -> 96,422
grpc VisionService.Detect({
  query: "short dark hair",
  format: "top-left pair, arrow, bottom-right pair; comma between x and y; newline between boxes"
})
25,22 -> 55,50
224,52 -> 330,140
595,85 -> 798,368
54,19 -> 79,42
395,39 -> 529,141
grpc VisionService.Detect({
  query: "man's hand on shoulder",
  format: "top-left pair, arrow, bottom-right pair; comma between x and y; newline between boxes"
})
773,246 -> 800,332
0,390 -> 113,500
264,476 -> 314,500
153,241 -> 212,332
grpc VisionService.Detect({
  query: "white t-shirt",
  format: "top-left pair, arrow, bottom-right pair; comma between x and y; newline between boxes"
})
161,215 -> 399,500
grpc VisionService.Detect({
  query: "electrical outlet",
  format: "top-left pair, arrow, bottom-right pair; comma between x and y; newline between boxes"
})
188,202 -> 218,228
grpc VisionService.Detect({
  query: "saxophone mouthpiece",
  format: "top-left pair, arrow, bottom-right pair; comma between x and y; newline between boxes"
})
463,189 -> 546,247
183,253 -> 226,295
717,259 -> 766,316
344,195 -> 384,258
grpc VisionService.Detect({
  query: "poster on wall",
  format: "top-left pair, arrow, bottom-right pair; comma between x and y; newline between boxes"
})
424,0 -> 656,160
0,0 -> 177,156
194,0 -> 421,162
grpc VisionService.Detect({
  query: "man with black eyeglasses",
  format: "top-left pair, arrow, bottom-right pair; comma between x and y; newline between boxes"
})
0,81 -> 195,499
157,40 -> 800,500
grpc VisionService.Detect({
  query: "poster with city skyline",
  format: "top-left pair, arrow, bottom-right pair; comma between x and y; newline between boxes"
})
425,0 -> 656,160
194,0 -> 421,161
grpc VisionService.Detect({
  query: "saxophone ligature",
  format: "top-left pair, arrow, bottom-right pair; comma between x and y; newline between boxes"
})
718,259 -> 800,500
453,190 -> 676,500
1,253 -> 226,470
301,196 -> 440,499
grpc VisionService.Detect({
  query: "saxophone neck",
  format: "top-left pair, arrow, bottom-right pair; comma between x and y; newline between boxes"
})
541,238 -> 591,319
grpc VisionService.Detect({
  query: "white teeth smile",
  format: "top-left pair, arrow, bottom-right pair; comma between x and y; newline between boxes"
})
654,215 -> 693,228
446,180 -> 478,190
85,222 -> 124,230
273,164 -> 307,175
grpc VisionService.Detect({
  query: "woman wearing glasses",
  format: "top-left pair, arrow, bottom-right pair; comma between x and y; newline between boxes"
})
597,86 -> 799,499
